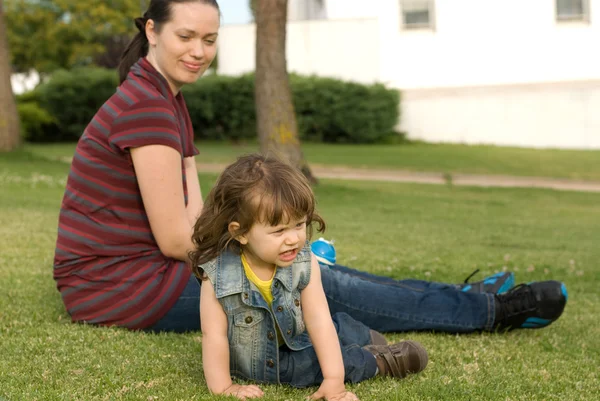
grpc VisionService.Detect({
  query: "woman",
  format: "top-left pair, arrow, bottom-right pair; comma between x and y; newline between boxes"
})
53,0 -> 567,334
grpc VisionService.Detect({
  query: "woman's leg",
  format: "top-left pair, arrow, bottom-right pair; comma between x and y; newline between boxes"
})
320,264 -> 495,333
329,263 -> 515,294
146,276 -> 201,333
328,263 -> 454,291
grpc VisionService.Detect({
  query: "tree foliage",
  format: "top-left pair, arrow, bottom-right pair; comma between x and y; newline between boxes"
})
0,1 -> 21,151
5,0 -> 140,74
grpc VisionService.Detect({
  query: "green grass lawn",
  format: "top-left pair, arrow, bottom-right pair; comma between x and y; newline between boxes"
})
1,149 -> 599,400
24,140 -> 600,181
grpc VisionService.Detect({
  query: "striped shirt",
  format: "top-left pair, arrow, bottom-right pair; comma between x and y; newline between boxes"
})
53,58 -> 198,329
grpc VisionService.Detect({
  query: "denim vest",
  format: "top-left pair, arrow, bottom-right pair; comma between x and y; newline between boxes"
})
202,245 -> 313,383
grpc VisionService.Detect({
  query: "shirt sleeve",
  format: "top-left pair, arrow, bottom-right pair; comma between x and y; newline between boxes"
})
109,99 -> 183,154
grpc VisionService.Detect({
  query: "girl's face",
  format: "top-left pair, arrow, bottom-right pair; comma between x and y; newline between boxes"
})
146,2 -> 219,94
234,216 -> 308,274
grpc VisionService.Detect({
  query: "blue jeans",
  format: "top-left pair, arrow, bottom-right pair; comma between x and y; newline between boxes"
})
147,276 -> 201,333
321,264 -> 496,333
278,312 -> 378,387
147,264 -> 495,333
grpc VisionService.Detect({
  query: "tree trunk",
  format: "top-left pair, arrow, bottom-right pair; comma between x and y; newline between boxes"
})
0,2 -> 21,152
254,0 -> 317,184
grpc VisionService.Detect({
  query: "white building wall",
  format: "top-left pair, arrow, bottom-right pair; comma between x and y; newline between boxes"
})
217,18 -> 380,84
288,0 -> 327,21
402,81 -> 600,149
217,0 -> 600,149
377,0 -> 600,89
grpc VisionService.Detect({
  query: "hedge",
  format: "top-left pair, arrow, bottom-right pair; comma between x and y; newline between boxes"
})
18,68 -> 401,143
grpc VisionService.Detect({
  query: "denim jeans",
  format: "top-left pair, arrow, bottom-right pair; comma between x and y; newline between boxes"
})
147,276 -> 201,333
278,312 -> 378,387
147,264 -> 495,333
321,263 -> 496,333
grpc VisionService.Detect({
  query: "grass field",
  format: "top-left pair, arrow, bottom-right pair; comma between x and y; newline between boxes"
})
24,141 -> 600,181
1,149 -> 599,400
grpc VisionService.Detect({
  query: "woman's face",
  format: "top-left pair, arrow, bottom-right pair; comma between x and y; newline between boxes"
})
146,2 -> 219,94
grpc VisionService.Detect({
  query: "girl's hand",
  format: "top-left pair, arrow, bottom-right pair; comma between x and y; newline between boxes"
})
222,383 -> 264,400
308,379 -> 360,400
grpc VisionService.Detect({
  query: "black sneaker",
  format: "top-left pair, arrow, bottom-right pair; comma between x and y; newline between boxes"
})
493,281 -> 568,331
458,269 -> 515,294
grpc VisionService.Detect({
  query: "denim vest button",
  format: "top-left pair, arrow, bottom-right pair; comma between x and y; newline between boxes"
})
267,332 -> 275,340
267,359 -> 275,368
243,293 -> 248,300
294,299 -> 300,306
286,329 -> 291,335
245,316 -> 253,324
276,306 -> 283,312
275,282 -> 279,287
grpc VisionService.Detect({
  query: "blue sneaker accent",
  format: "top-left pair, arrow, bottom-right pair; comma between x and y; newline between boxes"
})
497,273 -> 515,294
561,283 -> 568,301
459,270 -> 515,294
524,317 -> 551,326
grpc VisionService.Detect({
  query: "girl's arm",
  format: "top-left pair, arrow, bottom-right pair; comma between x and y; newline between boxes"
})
131,145 -> 195,262
201,279 -> 264,399
301,255 -> 357,400
183,156 -> 203,225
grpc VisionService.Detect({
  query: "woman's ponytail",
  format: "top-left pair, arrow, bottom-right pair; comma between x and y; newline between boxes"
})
118,17 -> 149,84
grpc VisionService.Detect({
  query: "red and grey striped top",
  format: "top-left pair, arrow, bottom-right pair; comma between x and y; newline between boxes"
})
53,58 -> 198,329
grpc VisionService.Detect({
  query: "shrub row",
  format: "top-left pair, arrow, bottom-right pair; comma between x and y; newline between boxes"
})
18,68 -> 401,143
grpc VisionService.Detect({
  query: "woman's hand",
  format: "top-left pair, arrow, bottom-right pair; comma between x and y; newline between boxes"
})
222,383 -> 264,400
308,379 -> 359,400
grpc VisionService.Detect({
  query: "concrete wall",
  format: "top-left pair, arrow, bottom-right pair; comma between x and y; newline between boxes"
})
377,0 -> 600,89
401,80 -> 600,149
217,18 -> 380,84
214,0 -> 600,149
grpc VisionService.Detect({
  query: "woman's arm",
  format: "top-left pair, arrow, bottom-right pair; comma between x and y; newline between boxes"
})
183,156 -> 203,225
131,145 -> 194,261
301,255 -> 353,400
201,280 -> 264,399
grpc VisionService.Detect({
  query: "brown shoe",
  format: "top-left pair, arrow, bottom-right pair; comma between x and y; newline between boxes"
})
369,329 -> 388,345
363,340 -> 428,378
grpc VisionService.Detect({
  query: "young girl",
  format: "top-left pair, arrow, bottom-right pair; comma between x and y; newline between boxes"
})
190,154 -> 428,400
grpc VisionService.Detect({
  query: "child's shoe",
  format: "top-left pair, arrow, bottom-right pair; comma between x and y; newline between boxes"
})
369,329 -> 388,345
363,340 -> 428,378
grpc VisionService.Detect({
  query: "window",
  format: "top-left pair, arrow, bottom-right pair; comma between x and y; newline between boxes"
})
556,0 -> 590,22
401,0 -> 435,30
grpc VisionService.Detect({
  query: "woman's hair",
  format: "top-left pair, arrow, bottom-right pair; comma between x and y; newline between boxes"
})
118,0 -> 220,84
190,154 -> 326,278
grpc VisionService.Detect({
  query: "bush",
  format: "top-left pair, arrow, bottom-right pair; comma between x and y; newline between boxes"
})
35,68 -> 119,141
291,74 -> 400,143
184,73 -> 400,143
183,73 -> 256,141
18,68 -> 400,143
17,102 -> 59,142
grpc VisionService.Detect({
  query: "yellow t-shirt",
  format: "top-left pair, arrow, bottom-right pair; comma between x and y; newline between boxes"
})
241,253 -> 284,345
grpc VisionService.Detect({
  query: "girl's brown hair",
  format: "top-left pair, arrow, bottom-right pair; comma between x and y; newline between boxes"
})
189,154 -> 325,278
